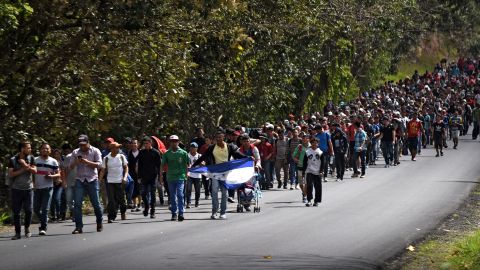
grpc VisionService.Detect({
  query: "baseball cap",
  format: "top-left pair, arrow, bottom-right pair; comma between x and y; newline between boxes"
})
78,135 -> 89,145
109,142 -> 122,149
105,137 -> 115,143
169,135 -> 179,141
190,142 -> 198,148
233,131 -> 241,136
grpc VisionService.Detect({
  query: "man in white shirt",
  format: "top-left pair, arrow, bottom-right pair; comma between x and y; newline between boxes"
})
99,142 -> 129,223
304,137 -> 323,207
187,142 -> 202,208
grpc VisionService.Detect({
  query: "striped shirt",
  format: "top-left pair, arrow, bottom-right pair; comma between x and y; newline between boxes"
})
34,156 -> 59,189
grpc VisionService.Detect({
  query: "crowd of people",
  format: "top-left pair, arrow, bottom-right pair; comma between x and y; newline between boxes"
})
6,57 -> 480,240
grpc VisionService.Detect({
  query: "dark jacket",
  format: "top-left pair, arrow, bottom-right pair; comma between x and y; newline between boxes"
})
331,128 -> 349,154
137,148 -> 161,183
127,150 -> 140,180
192,143 -> 247,167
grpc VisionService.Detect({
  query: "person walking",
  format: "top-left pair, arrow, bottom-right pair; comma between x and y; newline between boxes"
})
406,112 -> 423,161
8,141 -> 36,240
34,143 -> 60,236
331,123 -> 348,181
192,130 -> 247,220
186,142 -> 202,208
160,135 -> 189,221
137,136 -> 162,219
292,133 -> 310,203
352,123 -> 367,178
274,130 -> 289,189
379,118 -> 395,168
70,135 -> 104,234
449,110 -> 463,149
99,142 -> 129,223
432,115 -> 446,157
304,137 -> 323,207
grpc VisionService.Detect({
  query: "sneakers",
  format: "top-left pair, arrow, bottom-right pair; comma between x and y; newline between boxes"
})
283,185 -> 287,189
39,230 -> 47,236
72,228 -> 83,234
195,201 -> 199,208
245,206 -> 251,212
11,234 -> 21,240
441,152 -> 444,156
302,196 -> 307,204
143,210 -> 148,217
150,214 -> 156,219
178,215 -> 184,222
313,202 -> 319,207
435,153 -> 439,157
219,214 -> 227,219
97,223 -> 103,232
227,197 -> 235,203
108,219 -> 113,223
277,182 -> 282,189
384,164 -> 389,168
360,174 -> 365,178
25,229 -> 31,238
186,204 -> 191,209
210,213 -> 218,220
351,173 -> 359,178
323,178 -> 328,183
294,184 -> 299,190
121,213 -> 126,220
290,186 -> 294,190
305,201 -> 312,207
411,158 -> 416,161
171,214 -> 178,221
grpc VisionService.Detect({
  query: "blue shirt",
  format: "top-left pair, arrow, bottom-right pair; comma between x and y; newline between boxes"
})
315,132 -> 331,152
354,129 -> 367,152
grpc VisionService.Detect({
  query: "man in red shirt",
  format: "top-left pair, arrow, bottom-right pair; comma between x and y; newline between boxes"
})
258,133 -> 274,190
406,112 -> 424,161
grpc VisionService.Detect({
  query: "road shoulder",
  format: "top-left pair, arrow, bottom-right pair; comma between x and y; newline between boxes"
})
384,181 -> 480,269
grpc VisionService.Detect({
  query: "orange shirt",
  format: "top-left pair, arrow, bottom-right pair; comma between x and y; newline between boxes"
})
407,120 -> 423,138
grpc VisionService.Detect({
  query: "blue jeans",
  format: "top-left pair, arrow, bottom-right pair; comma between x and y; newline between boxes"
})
289,160 -> 297,185
74,180 -> 103,229
50,185 -> 63,219
211,178 -> 228,215
353,150 -> 366,175
125,181 -> 134,205
65,185 -> 75,215
34,187 -> 53,231
381,141 -> 394,165
11,189 -> 33,234
168,180 -> 185,215
141,182 -> 156,214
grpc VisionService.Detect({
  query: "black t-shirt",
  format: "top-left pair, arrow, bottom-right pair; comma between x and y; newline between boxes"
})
432,122 -> 446,137
137,148 -> 161,182
380,125 -> 395,142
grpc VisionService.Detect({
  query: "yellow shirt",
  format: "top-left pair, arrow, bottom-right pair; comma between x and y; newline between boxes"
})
213,144 -> 229,164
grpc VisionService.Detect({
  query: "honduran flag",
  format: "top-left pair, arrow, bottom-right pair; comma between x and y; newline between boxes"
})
189,158 -> 254,189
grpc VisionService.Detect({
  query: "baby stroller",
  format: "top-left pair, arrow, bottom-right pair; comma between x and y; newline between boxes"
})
236,173 -> 262,213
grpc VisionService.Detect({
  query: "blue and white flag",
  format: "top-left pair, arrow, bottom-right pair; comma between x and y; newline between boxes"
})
189,158 -> 254,189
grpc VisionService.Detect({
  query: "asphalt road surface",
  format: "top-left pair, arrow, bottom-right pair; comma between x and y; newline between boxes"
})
2,137 -> 479,270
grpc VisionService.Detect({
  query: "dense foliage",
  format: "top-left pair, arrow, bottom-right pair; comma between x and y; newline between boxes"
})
1,1 -> 480,198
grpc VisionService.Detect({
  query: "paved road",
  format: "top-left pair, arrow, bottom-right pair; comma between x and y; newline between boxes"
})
2,137 -> 479,270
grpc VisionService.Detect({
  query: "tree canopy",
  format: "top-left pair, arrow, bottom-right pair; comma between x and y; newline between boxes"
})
0,0 -> 479,161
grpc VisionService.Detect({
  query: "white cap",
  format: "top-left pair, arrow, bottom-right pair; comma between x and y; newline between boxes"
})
169,135 -> 179,141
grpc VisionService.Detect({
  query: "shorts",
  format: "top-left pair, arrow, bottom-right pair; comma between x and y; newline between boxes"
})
452,130 -> 460,139
297,169 -> 306,185
407,137 -> 418,151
